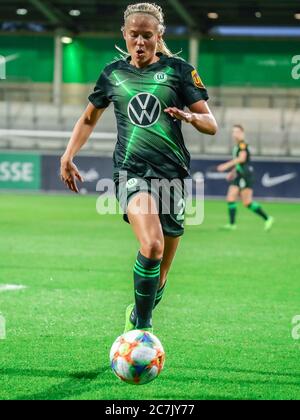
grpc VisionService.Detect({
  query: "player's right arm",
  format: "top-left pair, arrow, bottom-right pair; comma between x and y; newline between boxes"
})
60,103 -> 106,193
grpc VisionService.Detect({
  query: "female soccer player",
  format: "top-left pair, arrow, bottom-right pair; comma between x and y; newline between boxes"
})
60,2 -> 217,333
217,124 -> 274,231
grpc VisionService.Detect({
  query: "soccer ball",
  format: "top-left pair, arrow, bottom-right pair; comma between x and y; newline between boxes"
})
110,330 -> 165,385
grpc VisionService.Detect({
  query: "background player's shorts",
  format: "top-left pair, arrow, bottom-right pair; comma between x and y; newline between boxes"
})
114,172 -> 186,237
231,168 -> 255,190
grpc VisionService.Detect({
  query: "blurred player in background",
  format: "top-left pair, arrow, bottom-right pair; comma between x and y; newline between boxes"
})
60,2 -> 217,334
217,125 -> 274,231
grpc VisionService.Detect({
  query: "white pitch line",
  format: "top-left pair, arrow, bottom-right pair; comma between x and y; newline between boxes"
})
0,284 -> 27,293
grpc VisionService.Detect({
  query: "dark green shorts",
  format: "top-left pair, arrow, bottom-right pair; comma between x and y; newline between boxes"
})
231,169 -> 255,190
114,173 -> 186,237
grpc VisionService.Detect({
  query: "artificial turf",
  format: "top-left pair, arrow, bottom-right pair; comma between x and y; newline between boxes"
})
0,193 -> 299,400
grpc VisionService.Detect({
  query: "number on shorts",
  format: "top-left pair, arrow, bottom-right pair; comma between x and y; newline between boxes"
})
176,198 -> 186,222
239,178 -> 246,189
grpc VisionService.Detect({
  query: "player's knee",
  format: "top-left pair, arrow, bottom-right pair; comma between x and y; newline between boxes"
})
141,238 -> 164,260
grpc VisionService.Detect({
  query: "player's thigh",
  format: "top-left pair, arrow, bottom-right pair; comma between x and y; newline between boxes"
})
240,188 -> 253,206
127,192 -> 164,259
227,185 -> 240,202
160,236 -> 181,287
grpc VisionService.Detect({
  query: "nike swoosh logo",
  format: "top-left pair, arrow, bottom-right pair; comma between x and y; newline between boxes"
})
262,172 -> 297,187
1,54 -> 20,63
115,79 -> 129,87
135,290 -> 151,297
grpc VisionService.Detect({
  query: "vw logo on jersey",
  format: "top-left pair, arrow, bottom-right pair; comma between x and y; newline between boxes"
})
154,72 -> 168,82
128,92 -> 161,128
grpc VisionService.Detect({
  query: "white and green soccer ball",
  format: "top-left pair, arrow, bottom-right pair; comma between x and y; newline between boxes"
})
110,330 -> 165,385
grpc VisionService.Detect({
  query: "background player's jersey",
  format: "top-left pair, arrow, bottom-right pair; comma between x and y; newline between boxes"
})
89,53 -> 209,179
233,141 -> 251,175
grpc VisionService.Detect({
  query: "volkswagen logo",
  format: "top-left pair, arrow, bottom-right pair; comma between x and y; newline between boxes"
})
128,92 -> 161,128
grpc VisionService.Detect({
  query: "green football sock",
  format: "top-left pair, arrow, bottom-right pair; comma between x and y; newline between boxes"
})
228,202 -> 237,225
133,252 -> 161,329
248,202 -> 269,221
153,281 -> 167,309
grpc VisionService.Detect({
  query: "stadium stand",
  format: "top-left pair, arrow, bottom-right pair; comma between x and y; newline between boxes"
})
1,97 -> 299,156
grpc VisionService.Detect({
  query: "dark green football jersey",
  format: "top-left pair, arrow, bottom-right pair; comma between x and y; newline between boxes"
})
233,141 -> 251,175
88,53 -> 209,179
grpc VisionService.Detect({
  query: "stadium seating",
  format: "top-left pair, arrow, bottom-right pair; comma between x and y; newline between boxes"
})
0,90 -> 299,157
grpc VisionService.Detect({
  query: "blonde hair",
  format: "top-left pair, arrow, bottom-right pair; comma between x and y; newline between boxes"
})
117,2 -> 174,57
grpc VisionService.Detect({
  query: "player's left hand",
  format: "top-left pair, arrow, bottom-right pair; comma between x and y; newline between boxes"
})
164,107 -> 193,123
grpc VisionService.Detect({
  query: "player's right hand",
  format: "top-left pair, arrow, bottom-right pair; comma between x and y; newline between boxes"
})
60,158 -> 83,193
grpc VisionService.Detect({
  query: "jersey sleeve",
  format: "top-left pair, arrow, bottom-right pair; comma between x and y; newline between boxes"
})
88,70 -> 111,109
180,61 -> 209,107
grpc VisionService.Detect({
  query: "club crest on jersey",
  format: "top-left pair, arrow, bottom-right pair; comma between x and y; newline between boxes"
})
154,72 -> 168,82
126,178 -> 138,189
191,69 -> 204,89
128,92 -> 161,127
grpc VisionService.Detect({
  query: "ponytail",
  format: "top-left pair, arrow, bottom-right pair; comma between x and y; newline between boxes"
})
157,38 -> 173,57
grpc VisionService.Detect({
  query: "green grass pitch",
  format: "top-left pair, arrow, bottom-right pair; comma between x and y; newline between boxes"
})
0,193 -> 299,400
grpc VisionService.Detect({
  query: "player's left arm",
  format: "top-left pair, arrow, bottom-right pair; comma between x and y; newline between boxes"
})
164,101 -> 218,135
217,150 -> 247,172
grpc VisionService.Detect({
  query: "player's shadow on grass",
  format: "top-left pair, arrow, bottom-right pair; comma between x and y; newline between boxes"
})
0,367 -> 110,400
